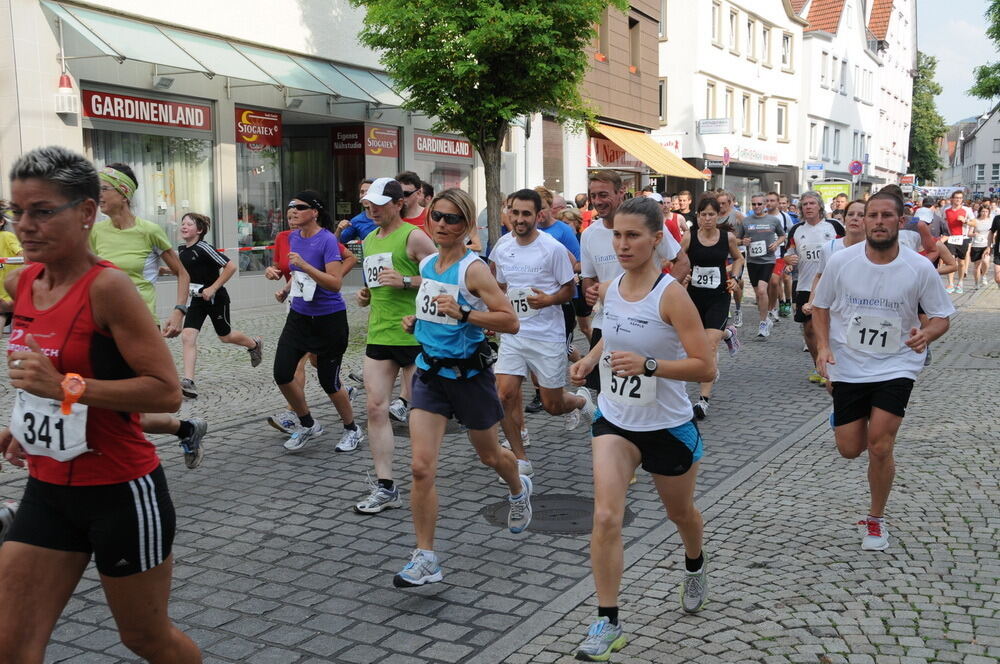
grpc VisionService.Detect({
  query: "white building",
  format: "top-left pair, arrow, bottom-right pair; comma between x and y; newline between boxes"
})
945,107 -> 1000,197
868,0 -> 916,185
794,0 -> 882,194
654,0 -> 807,205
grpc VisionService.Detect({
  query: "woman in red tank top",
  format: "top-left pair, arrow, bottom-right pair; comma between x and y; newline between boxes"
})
0,147 -> 200,663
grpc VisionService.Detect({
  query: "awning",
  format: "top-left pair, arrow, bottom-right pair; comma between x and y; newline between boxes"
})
596,123 -> 708,180
40,1 -> 400,106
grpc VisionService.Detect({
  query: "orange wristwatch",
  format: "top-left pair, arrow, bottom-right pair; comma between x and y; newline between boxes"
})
60,373 -> 86,415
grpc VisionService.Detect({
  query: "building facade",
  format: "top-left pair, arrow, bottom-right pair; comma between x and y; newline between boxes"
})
868,0 -> 916,186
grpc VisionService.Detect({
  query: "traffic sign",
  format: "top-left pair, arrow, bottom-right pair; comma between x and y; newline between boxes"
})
701,168 -> 712,178
849,160 -> 864,176
723,148 -> 731,167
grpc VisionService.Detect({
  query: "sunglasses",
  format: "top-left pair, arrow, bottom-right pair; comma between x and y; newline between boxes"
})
430,210 -> 465,225
401,189 -> 418,197
288,203 -> 313,211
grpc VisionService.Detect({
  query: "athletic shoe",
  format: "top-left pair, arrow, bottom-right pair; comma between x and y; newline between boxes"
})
354,476 -> 403,514
803,342 -> 809,352
757,321 -> 768,338
859,518 -> 889,551
765,318 -> 774,336
956,284 -> 964,294
981,276 -> 989,287
267,410 -> 297,434
347,385 -> 357,404
335,427 -> 364,452
500,427 -> 531,450
692,397 -> 709,420
733,309 -> 743,328
388,398 -> 408,422
283,422 -> 324,452
723,325 -> 741,357
393,549 -> 442,588
576,387 -> 596,423
248,337 -> 263,367
508,475 -> 533,533
779,302 -> 791,317
945,286 -> 955,294
681,555 -> 709,613
180,378 -> 198,399
808,369 -> 824,384
768,308 -> 779,323
575,618 -> 627,662
524,394 -> 544,414
179,418 -> 207,469
498,458 -> 534,485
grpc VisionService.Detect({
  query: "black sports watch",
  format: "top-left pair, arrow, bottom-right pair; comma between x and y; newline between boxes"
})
459,305 -> 472,323
402,276 -> 412,289
643,357 -> 657,377
174,305 -> 188,315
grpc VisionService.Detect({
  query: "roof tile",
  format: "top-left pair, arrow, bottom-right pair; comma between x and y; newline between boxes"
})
868,0 -> 894,40
805,0 -> 846,33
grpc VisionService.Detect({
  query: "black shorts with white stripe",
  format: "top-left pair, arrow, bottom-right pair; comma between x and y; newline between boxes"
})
6,465 -> 176,577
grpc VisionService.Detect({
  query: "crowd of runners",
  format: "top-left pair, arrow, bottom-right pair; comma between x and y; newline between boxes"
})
0,145 -> 969,662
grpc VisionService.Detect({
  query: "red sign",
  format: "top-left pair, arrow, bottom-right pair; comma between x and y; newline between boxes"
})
723,147 -> 731,167
235,108 -> 281,149
899,174 -> 915,185
414,132 -> 473,160
365,126 -> 398,157
333,125 -> 364,155
82,90 -> 211,131
849,160 -> 864,176
588,137 -> 643,169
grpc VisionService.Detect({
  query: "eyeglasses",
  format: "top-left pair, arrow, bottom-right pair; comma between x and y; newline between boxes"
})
287,203 -> 313,211
401,189 -> 418,198
751,202 -> 764,206
99,185 -> 116,193
430,210 -> 465,225
1,198 -> 85,223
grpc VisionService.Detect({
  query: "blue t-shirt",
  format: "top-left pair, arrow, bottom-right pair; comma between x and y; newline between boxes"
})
540,220 -> 581,260
339,212 -> 377,243
289,228 -> 345,316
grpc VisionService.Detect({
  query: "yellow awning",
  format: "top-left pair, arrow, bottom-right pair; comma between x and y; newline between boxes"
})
596,123 -> 709,180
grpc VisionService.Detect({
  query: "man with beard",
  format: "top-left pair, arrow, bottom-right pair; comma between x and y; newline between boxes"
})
812,189 -> 953,552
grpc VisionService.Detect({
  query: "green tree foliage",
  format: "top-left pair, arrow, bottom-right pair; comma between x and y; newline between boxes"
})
969,0 -> 1000,99
350,0 -> 627,245
908,52 -> 946,183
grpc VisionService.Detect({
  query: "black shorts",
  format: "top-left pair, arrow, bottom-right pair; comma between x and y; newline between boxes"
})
6,466 -> 175,577
278,309 -> 348,358
562,301 -> 577,343
689,290 -> 729,330
411,367 -> 505,430
585,327 -> 603,391
592,416 -> 703,476
366,343 -> 421,367
831,378 -> 915,427
747,262 -> 776,287
572,287 -> 593,318
184,296 -> 232,336
970,246 -> 988,262
793,290 -> 812,323
946,239 -> 971,259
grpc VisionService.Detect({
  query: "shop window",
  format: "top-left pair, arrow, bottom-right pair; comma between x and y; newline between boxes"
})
236,142 -> 282,272
85,129 -> 215,246
629,17 -> 640,73
543,117 -> 565,191
597,8 -> 610,61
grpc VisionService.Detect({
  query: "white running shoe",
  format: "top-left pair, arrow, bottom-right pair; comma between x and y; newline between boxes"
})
733,309 -> 743,328
757,321 -> 769,338
576,387 -> 596,426
388,398 -> 408,422
335,427 -> 364,452
500,427 -> 530,450
768,308 -> 779,323
267,410 -> 298,434
859,518 -> 890,551
283,422 -> 324,452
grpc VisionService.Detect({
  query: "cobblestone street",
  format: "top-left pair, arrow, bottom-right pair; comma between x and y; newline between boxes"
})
0,285 -> 996,664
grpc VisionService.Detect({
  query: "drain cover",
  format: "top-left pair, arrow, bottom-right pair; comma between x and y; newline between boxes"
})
481,493 -> 634,535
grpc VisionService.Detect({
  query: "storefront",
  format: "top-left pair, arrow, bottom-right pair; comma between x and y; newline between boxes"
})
590,123 -> 709,195
332,123 -> 401,219
411,131 -> 474,195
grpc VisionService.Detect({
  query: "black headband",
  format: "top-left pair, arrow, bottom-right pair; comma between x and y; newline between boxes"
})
292,192 -> 325,211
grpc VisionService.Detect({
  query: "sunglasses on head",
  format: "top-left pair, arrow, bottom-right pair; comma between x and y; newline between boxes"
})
430,210 -> 465,225
288,203 -> 313,211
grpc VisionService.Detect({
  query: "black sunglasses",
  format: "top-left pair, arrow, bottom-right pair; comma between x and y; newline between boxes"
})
288,203 -> 313,211
401,189 -> 418,197
430,210 -> 465,225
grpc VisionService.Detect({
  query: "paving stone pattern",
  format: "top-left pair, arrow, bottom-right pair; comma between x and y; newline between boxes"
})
0,285 -> 994,663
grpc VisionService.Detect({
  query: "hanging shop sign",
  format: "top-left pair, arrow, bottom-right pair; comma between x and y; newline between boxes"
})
333,124 -> 399,157
413,131 -> 474,161
82,90 -> 211,131
235,108 -> 281,150
588,137 -> 644,170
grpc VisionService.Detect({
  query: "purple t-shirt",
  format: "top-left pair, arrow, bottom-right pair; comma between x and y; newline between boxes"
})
289,228 -> 345,315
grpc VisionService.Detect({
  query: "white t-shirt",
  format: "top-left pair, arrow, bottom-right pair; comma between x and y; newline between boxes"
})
489,231 -> 576,344
913,207 -> 934,223
788,220 -> 841,292
898,229 -> 922,252
812,242 -> 955,383
580,219 -> 682,328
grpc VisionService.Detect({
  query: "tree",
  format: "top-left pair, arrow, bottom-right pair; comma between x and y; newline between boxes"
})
908,52 -> 946,183
969,0 -> 1000,99
350,0 -> 627,246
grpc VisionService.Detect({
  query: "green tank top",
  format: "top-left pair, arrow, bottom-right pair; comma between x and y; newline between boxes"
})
363,223 -> 420,346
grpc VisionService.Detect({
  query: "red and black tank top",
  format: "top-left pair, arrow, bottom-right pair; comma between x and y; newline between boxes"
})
8,261 -> 159,485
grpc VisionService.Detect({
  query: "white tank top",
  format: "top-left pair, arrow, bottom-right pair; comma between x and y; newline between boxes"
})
598,273 -> 693,431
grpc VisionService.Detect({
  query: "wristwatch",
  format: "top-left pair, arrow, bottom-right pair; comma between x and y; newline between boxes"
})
60,373 -> 86,415
174,304 -> 188,315
402,276 -> 412,289
460,305 -> 472,323
643,357 -> 658,377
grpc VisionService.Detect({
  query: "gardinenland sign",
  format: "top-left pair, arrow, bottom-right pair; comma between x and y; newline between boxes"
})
235,108 -> 281,150
413,131 -> 473,162
83,90 -> 211,131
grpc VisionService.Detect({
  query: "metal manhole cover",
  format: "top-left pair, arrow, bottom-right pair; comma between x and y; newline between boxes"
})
480,493 -> 635,534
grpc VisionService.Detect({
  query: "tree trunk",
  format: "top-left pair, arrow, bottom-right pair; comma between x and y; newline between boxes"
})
480,139 -> 504,251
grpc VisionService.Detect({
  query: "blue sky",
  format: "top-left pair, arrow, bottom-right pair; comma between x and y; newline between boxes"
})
918,0 -> 998,123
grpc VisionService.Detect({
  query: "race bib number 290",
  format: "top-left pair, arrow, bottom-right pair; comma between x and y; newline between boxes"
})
9,390 -> 90,462
363,253 -> 394,288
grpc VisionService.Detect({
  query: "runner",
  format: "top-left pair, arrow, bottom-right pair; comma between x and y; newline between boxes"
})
812,189 -> 954,551
0,202 -> 22,333
270,191 -> 361,453
393,188 -> 531,588
717,190 -> 746,327
354,178 -> 436,514
679,196 -> 743,419
569,196 -> 715,660
89,162 -> 207,468
0,146 -> 200,663
335,178 -> 377,243
943,190 -> 974,293
176,213 -> 263,398
491,188 -> 595,480
765,192 -> 796,317
969,205 -> 992,288
783,191 -> 845,384
991,210 -> 1000,287
737,193 -> 786,339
